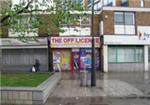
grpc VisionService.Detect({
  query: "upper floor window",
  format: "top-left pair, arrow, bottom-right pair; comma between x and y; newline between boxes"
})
104,0 -> 114,6
60,15 -> 91,36
115,12 -> 135,25
9,16 -> 38,37
114,12 -> 135,35
121,0 -> 128,7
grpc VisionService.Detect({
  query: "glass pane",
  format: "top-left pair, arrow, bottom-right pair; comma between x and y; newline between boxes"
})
108,48 -> 116,63
117,48 -> 125,62
124,25 -> 135,35
114,12 -> 124,25
104,0 -> 113,6
125,13 -> 134,25
117,48 -> 134,63
121,0 -> 128,6
108,0 -> 113,6
135,48 -> 144,62
124,48 -> 134,62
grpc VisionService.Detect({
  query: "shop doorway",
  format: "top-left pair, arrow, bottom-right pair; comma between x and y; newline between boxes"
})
71,49 -> 80,74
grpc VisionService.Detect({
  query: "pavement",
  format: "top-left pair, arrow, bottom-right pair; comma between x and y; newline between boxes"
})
44,71 -> 150,105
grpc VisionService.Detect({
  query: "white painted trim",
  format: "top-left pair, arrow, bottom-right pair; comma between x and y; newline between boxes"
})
103,45 -> 108,72
144,46 -> 149,71
103,7 -> 150,12
104,35 -> 150,45
100,21 -> 104,35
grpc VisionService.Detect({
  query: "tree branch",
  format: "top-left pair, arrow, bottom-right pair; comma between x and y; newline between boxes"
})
0,0 -> 33,25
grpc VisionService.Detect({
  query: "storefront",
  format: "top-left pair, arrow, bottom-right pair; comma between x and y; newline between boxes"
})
103,35 -> 150,72
1,38 -> 48,72
49,37 -> 101,73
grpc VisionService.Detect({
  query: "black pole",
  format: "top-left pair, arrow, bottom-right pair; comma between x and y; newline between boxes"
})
47,37 -> 53,72
91,0 -> 96,86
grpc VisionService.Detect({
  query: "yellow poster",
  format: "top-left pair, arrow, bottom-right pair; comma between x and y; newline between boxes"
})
60,50 -> 71,70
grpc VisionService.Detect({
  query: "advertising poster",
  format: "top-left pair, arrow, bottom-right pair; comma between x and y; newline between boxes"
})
53,51 -> 61,71
80,49 -> 92,71
95,49 -> 100,70
84,53 -> 92,71
61,50 -> 71,70
73,53 -> 80,71
80,49 -> 86,70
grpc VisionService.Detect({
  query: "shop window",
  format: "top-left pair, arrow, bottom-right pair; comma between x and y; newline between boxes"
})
108,48 -> 117,63
117,48 -> 135,62
114,12 -> 135,35
108,47 -> 144,63
121,0 -> 128,7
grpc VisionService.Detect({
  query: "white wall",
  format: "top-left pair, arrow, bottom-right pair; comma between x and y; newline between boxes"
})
59,27 -> 91,36
144,46 -> 149,71
103,45 -> 108,72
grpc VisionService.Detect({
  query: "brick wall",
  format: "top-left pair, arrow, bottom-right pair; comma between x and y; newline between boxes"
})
93,15 -> 101,36
129,0 -> 141,7
145,0 -> 150,8
136,12 -> 150,26
103,11 -> 114,35
116,0 -> 121,6
116,0 -> 150,8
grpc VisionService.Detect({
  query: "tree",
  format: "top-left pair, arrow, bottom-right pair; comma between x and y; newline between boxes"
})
0,0 -> 84,41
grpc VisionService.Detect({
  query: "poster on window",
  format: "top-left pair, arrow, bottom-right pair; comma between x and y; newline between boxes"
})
80,49 -> 86,70
53,51 -> 61,71
80,49 -> 92,71
60,50 -> 71,70
84,53 -> 92,71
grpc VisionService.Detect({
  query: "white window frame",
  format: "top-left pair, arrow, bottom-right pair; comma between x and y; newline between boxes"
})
114,12 -> 135,35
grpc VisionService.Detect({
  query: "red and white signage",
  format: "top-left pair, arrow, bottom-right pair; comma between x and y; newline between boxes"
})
50,37 -> 100,48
